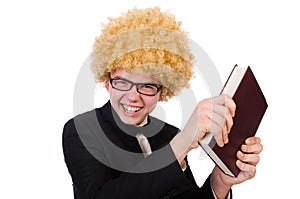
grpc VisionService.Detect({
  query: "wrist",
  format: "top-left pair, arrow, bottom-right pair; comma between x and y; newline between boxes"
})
170,132 -> 191,164
210,167 -> 232,199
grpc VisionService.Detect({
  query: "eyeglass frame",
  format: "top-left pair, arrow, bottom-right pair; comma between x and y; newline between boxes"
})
109,74 -> 162,96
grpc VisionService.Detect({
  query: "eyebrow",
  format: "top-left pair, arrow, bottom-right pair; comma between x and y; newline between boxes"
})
111,76 -> 160,85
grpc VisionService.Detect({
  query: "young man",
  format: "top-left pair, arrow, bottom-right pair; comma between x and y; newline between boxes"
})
63,7 -> 263,199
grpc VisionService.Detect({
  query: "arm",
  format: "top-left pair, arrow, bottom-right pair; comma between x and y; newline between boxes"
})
63,119 -> 214,199
170,95 -> 263,198
170,94 -> 236,197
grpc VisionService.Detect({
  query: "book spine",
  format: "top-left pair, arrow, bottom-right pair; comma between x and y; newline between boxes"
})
219,64 -> 238,95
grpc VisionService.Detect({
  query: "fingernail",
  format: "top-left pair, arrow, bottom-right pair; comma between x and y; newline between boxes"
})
242,144 -> 248,152
245,139 -> 250,144
225,138 -> 229,144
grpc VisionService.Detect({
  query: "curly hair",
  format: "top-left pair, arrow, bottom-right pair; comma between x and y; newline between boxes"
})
90,7 -> 194,101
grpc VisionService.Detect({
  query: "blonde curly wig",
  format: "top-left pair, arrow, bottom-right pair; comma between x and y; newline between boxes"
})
91,7 -> 194,101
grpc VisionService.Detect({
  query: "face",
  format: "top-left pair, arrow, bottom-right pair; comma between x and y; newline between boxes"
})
106,69 -> 162,125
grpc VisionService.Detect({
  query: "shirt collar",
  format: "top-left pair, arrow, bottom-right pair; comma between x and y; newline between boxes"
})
136,116 -> 148,127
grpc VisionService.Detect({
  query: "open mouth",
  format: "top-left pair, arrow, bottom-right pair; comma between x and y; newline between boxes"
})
122,104 -> 143,113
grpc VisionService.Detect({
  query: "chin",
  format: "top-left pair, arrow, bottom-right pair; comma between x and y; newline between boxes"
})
119,116 -> 141,125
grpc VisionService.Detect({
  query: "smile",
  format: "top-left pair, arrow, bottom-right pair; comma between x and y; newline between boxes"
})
122,104 -> 142,113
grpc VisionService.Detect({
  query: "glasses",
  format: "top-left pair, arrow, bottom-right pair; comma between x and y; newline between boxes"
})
109,76 -> 162,96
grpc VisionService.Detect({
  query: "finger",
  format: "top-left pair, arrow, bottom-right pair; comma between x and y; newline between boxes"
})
236,159 -> 256,174
190,140 -> 200,149
237,151 -> 260,166
236,160 -> 256,180
212,104 -> 234,133
223,94 -> 236,116
207,118 -> 225,147
212,94 -> 236,116
241,143 -> 263,154
196,103 -> 228,146
211,104 -> 234,144
208,111 -> 229,144
245,137 -> 261,145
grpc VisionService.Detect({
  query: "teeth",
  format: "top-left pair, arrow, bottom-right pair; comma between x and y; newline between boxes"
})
123,105 -> 141,113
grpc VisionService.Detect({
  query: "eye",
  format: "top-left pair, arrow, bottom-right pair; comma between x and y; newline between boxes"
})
143,84 -> 156,89
140,84 -> 158,92
112,79 -> 131,89
115,79 -> 128,85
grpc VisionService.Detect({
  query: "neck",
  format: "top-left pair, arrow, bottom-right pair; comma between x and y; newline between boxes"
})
136,116 -> 148,127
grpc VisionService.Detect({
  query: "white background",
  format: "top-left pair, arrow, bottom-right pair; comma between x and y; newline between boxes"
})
1,0 -> 299,198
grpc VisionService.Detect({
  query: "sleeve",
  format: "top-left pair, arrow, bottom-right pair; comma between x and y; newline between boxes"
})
62,119 -> 217,199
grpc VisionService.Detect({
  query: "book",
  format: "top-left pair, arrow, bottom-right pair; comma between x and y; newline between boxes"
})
199,65 -> 268,177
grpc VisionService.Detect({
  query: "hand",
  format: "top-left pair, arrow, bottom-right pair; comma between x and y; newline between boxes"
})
170,94 -> 236,164
183,94 -> 236,149
211,136 -> 263,198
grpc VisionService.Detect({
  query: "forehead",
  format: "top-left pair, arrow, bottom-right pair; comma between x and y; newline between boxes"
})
110,69 -> 160,83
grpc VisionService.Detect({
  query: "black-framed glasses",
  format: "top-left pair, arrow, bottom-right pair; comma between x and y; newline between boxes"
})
109,76 -> 162,96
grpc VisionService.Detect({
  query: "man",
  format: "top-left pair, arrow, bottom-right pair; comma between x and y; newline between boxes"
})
63,7 -> 263,198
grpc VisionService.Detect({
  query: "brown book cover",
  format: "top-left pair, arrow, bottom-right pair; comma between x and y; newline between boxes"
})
199,65 -> 268,177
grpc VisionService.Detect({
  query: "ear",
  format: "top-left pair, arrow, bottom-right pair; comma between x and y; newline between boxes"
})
158,93 -> 163,102
158,87 -> 165,102
105,81 -> 110,91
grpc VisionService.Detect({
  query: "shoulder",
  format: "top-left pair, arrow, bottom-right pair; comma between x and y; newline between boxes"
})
63,100 -> 111,131
63,108 -> 100,138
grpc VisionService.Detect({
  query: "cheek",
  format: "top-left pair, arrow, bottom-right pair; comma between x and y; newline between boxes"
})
109,90 -> 122,101
144,97 -> 160,110
107,87 -> 122,102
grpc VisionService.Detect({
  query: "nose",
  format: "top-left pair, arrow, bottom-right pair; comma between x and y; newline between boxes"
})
127,85 -> 141,101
